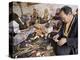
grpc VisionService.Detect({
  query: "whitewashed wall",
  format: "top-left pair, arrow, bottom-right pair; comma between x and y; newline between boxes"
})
13,2 -> 78,17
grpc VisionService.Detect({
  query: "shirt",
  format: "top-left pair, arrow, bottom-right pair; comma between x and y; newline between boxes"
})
9,20 -> 21,33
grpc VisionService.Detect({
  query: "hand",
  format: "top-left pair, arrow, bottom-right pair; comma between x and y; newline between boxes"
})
57,38 -> 67,46
53,34 -> 59,42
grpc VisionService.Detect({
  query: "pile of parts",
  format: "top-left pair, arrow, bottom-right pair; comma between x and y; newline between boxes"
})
12,20 -> 61,58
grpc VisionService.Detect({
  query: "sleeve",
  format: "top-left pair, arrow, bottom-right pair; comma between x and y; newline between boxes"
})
58,24 -> 64,39
67,38 -> 78,47
13,21 -> 21,33
67,20 -> 78,47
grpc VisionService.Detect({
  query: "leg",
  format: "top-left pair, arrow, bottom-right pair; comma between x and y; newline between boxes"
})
56,45 -> 71,55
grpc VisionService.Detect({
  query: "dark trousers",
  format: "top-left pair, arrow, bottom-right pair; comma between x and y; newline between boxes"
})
48,36 -> 78,55
55,44 -> 78,55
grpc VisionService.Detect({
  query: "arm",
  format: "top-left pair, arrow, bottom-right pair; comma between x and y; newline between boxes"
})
57,19 -> 78,46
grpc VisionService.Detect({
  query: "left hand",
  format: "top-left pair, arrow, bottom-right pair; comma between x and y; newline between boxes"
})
57,38 -> 67,46
53,34 -> 59,42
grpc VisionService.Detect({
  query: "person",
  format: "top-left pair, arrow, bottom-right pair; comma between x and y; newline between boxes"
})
52,6 -> 78,55
9,12 -> 27,34
20,14 -> 31,28
76,9 -> 78,15
9,2 -> 27,57
40,8 -> 50,24
52,8 -> 62,33
53,8 -> 62,20
30,8 -> 38,25
75,9 -> 78,20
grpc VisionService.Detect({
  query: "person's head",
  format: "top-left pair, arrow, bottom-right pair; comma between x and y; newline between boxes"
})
59,6 -> 73,23
56,8 -> 60,14
9,12 -> 19,22
33,8 -> 37,15
76,8 -> 78,15
32,8 -> 38,18
33,8 -> 36,12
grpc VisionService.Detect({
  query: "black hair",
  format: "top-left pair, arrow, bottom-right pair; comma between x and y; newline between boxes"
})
9,13 -> 19,22
60,6 -> 72,15
76,8 -> 78,12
